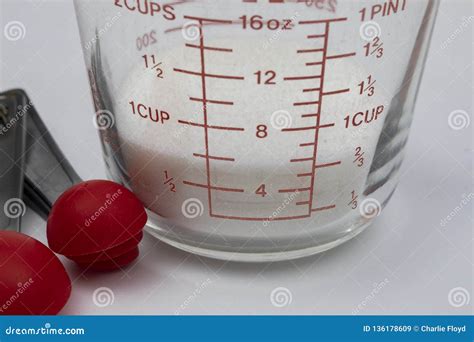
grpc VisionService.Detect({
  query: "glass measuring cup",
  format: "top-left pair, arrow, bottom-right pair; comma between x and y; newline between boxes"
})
74,0 -> 439,261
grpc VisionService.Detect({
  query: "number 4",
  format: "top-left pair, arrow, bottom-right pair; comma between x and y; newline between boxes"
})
255,184 -> 267,197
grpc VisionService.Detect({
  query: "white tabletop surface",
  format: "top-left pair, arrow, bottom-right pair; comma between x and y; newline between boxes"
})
1,0 -> 472,315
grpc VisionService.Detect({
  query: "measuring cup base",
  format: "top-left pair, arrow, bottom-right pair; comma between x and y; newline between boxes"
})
144,219 -> 373,263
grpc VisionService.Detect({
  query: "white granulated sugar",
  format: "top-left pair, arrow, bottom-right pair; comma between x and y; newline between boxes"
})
114,38 -> 387,235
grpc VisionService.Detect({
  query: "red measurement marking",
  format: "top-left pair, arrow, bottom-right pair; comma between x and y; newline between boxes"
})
299,17 -> 348,25
315,161 -> 341,168
193,153 -> 235,162
312,205 -> 336,212
353,147 -> 365,167
178,120 -> 245,131
294,100 -> 320,107
153,63 -> 164,78
297,162 -> 340,176
291,157 -> 314,163
282,125 -> 318,132
143,55 -> 164,78
307,21 -> 330,215
327,52 -> 356,60
297,48 -> 324,54
323,88 -> 350,96
183,15 -> 233,24
296,201 -> 311,206
279,187 -> 311,193
284,74 -> 322,81
177,14 -> 264,218
195,23 -> 213,215
297,172 -> 312,178
359,75 -> 376,96
306,61 -> 323,66
365,37 -> 384,58
320,123 -> 335,128
174,68 -> 244,80
171,12 -> 351,221
189,97 -> 234,106
165,22 -> 236,34
372,44 -> 384,56
307,34 -> 326,39
163,170 -> 177,193
283,123 -> 333,132
183,181 -> 244,193
303,87 -> 321,93
210,214 -> 311,222
301,113 -> 319,118
349,191 -> 358,209
185,43 -> 233,52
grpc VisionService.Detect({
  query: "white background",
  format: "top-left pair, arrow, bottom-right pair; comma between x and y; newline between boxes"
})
1,0 -> 472,315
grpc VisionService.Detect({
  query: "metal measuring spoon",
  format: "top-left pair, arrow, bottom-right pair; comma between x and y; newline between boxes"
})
0,91 -> 26,231
0,89 -> 82,230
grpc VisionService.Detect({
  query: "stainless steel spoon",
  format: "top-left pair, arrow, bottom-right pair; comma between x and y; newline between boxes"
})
0,89 -> 81,230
